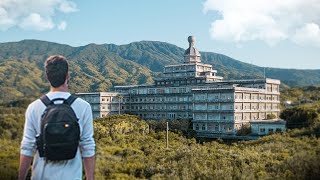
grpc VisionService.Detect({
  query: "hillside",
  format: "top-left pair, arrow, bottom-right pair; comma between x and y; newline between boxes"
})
1,113 -> 319,179
0,39 -> 320,103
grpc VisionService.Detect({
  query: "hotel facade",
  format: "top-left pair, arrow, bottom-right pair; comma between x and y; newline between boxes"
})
77,36 -> 285,136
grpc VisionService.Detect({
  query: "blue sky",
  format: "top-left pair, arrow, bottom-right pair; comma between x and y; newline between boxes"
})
0,0 -> 319,69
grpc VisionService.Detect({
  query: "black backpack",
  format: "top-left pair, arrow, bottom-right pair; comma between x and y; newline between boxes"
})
36,95 -> 80,161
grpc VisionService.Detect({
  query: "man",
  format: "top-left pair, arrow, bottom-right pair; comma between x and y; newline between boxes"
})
18,55 -> 95,180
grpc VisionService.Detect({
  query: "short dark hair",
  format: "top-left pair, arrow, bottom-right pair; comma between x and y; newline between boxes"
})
45,55 -> 68,88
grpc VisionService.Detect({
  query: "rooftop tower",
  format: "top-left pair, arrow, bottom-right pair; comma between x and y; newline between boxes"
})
184,36 -> 201,63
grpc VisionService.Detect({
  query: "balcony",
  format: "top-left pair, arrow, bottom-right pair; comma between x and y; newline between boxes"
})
193,99 -> 234,103
193,109 -> 235,112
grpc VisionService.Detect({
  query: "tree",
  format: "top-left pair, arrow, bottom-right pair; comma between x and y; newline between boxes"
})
266,113 -> 276,120
280,105 -> 319,129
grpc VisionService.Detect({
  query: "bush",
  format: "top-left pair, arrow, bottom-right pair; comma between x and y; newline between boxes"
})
266,113 -> 277,120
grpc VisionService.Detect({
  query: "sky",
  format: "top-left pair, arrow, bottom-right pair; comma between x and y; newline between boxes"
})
0,0 -> 319,69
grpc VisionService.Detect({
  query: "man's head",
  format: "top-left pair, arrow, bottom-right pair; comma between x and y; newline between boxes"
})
44,55 -> 69,88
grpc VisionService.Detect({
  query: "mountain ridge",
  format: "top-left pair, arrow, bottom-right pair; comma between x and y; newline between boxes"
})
0,39 -> 319,103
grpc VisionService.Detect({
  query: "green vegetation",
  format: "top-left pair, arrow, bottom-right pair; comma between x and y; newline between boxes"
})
281,86 -> 320,104
280,86 -> 320,131
266,113 -> 277,120
0,57 -> 154,105
280,103 -> 320,129
0,38 -> 320,178
1,111 -> 319,180
0,112 -> 25,180
1,40 -> 320,105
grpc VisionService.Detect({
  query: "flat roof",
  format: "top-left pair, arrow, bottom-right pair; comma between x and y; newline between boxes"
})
114,84 -> 155,88
210,78 -> 280,85
165,62 -> 213,68
76,92 -> 126,96
111,78 -> 280,90
250,119 -> 286,124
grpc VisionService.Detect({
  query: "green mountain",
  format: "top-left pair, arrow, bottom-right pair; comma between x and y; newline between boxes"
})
0,39 -> 319,103
105,41 -> 320,86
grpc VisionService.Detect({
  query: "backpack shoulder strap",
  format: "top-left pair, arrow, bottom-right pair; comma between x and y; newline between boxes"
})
64,95 -> 78,106
40,95 -> 52,107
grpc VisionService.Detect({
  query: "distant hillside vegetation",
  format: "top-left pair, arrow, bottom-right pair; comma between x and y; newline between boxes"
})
0,39 -> 320,103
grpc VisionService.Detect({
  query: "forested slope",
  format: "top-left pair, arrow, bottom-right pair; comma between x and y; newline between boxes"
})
1,40 -> 320,104
0,113 -> 319,179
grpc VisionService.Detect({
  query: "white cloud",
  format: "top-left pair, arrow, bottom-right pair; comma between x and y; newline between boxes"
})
293,23 -> 320,47
57,21 -> 67,30
0,0 -> 78,31
20,13 -> 54,31
0,7 -> 15,30
203,0 -> 320,47
59,1 -> 78,13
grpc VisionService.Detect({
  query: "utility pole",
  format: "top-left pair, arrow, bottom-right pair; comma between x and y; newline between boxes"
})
166,121 -> 169,149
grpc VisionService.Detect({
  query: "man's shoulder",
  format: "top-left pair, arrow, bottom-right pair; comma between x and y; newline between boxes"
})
27,96 -> 90,108
27,99 -> 45,109
25,98 -> 46,117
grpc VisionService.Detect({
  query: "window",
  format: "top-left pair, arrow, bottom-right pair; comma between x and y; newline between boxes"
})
168,113 -> 176,119
215,125 -> 219,131
102,98 -> 105,101
260,128 -> 265,133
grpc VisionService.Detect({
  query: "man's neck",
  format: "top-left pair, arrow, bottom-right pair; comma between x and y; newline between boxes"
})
50,85 -> 68,92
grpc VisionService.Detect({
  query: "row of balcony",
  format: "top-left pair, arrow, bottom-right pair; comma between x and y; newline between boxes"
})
193,99 -> 280,103
193,109 -> 280,112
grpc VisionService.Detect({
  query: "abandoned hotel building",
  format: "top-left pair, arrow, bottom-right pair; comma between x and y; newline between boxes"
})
77,36 -> 286,137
